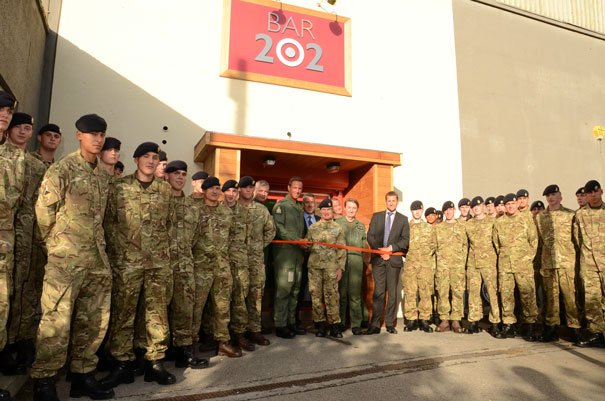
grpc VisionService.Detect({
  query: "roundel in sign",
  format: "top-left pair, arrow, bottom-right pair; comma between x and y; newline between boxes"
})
275,38 -> 305,67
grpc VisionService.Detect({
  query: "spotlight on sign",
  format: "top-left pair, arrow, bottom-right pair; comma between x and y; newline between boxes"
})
263,156 -> 276,167
326,162 -> 340,174
327,0 -> 337,5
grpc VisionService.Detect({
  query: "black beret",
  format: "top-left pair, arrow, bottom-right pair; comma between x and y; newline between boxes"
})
575,187 -> 586,195
410,200 -> 423,211
159,151 -> 167,162
504,193 -> 517,204
458,198 -> 471,207
542,184 -> 560,196
222,179 -> 238,192
516,189 -> 529,198
0,91 -> 17,109
584,180 -> 601,193
133,142 -> 160,158
192,171 -> 209,181
530,200 -> 545,210
238,176 -> 255,188
114,161 -> 124,171
485,196 -> 495,205
8,112 -> 33,129
424,207 -> 437,217
436,210 -> 443,218
471,196 -> 484,207
441,201 -> 455,212
165,160 -> 187,174
318,198 -> 332,209
38,123 -> 61,136
202,176 -> 220,190
495,195 -> 505,206
101,137 -> 121,151
75,114 -> 107,133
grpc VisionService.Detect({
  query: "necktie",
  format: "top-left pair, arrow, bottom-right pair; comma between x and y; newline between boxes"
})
307,215 -> 313,228
383,212 -> 392,247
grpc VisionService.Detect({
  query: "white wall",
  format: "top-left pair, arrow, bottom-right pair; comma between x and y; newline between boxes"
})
50,0 -> 463,211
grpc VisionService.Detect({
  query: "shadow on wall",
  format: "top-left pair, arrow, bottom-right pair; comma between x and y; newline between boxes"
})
50,36 -> 209,176
228,59 -> 248,135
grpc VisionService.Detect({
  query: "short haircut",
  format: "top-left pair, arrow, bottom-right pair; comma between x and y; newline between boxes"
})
385,190 -> 398,200
288,176 -> 303,186
345,198 -> 359,208
255,179 -> 270,188
303,193 -> 316,200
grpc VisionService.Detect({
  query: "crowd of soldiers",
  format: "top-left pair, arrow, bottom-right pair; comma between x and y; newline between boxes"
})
0,90 -> 604,401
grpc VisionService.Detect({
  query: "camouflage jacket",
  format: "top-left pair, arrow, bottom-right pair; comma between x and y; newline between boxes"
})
0,142 -> 26,214
306,220 -> 346,271
493,212 -> 538,273
170,194 -> 201,269
335,217 -> 367,257
465,216 -> 497,270
192,202 -> 234,266
31,150 -> 54,168
245,200 -> 276,260
535,206 -> 576,271
435,220 -> 468,268
406,219 -> 436,268
574,203 -> 605,272
226,201 -> 248,268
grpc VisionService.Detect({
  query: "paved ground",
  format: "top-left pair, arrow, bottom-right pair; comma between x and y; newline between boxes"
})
11,321 -> 605,401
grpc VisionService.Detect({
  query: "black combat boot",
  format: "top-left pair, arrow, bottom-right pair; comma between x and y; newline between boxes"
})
33,377 -> 59,401
498,324 -> 514,339
329,324 -> 343,338
133,347 -> 146,376
467,322 -> 479,334
539,325 -> 559,342
314,322 -> 327,337
575,332 -> 605,348
275,326 -> 295,339
489,323 -> 501,338
70,372 -> 115,399
403,320 -> 418,332
99,360 -> 134,389
175,345 -> 209,369
522,323 -> 537,342
144,360 -> 176,385
418,320 -> 433,333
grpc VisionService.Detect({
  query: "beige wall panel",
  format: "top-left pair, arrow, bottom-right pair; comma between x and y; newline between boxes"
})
453,0 -> 605,203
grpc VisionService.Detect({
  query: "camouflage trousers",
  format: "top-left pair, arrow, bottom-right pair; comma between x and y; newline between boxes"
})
581,268 -> 605,334
8,218 -> 34,345
229,260 -> 250,335
403,262 -> 434,321
0,228 -> 15,351
169,259 -> 195,346
467,267 -> 500,323
541,268 -> 580,328
339,254 -> 364,327
499,267 -> 538,325
246,258 -> 266,333
273,245 -> 304,327
192,256 -> 233,343
109,265 -> 170,362
31,251 -> 112,379
435,265 -> 466,321
308,268 -> 341,324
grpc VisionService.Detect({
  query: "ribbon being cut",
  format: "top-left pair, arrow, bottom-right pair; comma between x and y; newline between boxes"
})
271,240 -> 406,256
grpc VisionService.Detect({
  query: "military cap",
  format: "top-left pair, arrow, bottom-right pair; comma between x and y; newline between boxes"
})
159,150 -> 168,162
222,179 -> 238,192
75,113 -> 107,133
495,195 -> 505,206
410,200 -> 423,211
318,198 -> 332,209
485,196 -> 495,205
504,193 -> 517,204
530,200 -> 545,210
8,112 -> 33,129
516,189 -> 529,198
101,136 -> 121,151
238,176 -> 255,188
38,123 -> 61,136
165,160 -> 187,174
133,142 -> 160,158
424,207 -> 437,217
575,187 -> 586,195
202,176 -> 220,190
542,184 -> 560,196
436,210 -> 443,219
192,171 -> 209,181
441,201 -> 455,212
114,161 -> 124,172
471,196 -> 484,207
458,198 -> 471,207
584,180 -> 601,193
0,91 -> 17,109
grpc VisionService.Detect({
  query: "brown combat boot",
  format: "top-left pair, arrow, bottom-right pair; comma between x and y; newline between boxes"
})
217,342 -> 242,358
236,333 -> 255,352
451,320 -> 463,333
246,331 -> 270,346
436,320 -> 450,332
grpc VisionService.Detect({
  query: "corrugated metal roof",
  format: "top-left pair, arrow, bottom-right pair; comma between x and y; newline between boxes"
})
497,0 -> 605,34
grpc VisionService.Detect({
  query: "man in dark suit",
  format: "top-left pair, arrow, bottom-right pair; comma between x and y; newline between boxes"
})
366,191 -> 410,334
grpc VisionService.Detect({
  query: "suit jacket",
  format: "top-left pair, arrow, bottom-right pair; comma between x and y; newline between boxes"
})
367,210 -> 410,268
302,213 -> 321,237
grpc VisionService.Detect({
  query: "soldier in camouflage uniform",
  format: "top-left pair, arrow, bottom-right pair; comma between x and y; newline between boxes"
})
31,114 -> 114,401
535,185 -> 581,342
238,176 -> 275,345
101,142 -> 176,388
305,199 -> 346,338
98,136 -> 121,176
465,196 -> 501,336
336,198 -> 368,335
457,198 -> 471,222
402,201 -> 436,333
495,195 -> 506,217
33,123 -> 61,167
434,201 -> 468,333
493,193 -> 539,341
164,161 -> 208,369
191,177 -> 241,358
575,187 -> 587,209
485,197 -> 497,218
574,180 -> 605,348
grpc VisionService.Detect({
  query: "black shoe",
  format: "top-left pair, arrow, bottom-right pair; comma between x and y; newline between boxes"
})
489,323 -> 501,338
419,320 -> 434,333
403,320 -> 418,332
329,324 -> 343,338
360,321 -> 369,329
133,347 -> 146,376
33,377 -> 59,401
540,325 -> 559,342
70,372 -> 115,399
498,324 -> 514,339
0,348 -> 25,376
0,389 -> 10,400
386,326 -> 398,334
352,327 -> 363,335
522,323 -> 537,342
570,328 -> 581,344
315,322 -> 327,338
275,326 -> 295,339
467,322 -> 479,334
288,324 -> 306,335
144,360 -> 176,385
575,332 -> 605,348
99,360 -> 134,389
364,326 -> 381,335
175,346 -> 209,369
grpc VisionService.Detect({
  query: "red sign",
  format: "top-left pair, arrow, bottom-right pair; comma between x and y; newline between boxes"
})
221,0 -> 351,96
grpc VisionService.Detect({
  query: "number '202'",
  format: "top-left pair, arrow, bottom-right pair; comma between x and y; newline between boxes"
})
254,34 -> 324,72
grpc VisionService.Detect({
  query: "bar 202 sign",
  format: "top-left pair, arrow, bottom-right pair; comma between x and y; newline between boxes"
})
221,0 -> 352,96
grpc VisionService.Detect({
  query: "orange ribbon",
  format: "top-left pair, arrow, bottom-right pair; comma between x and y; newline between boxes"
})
271,239 -> 405,256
